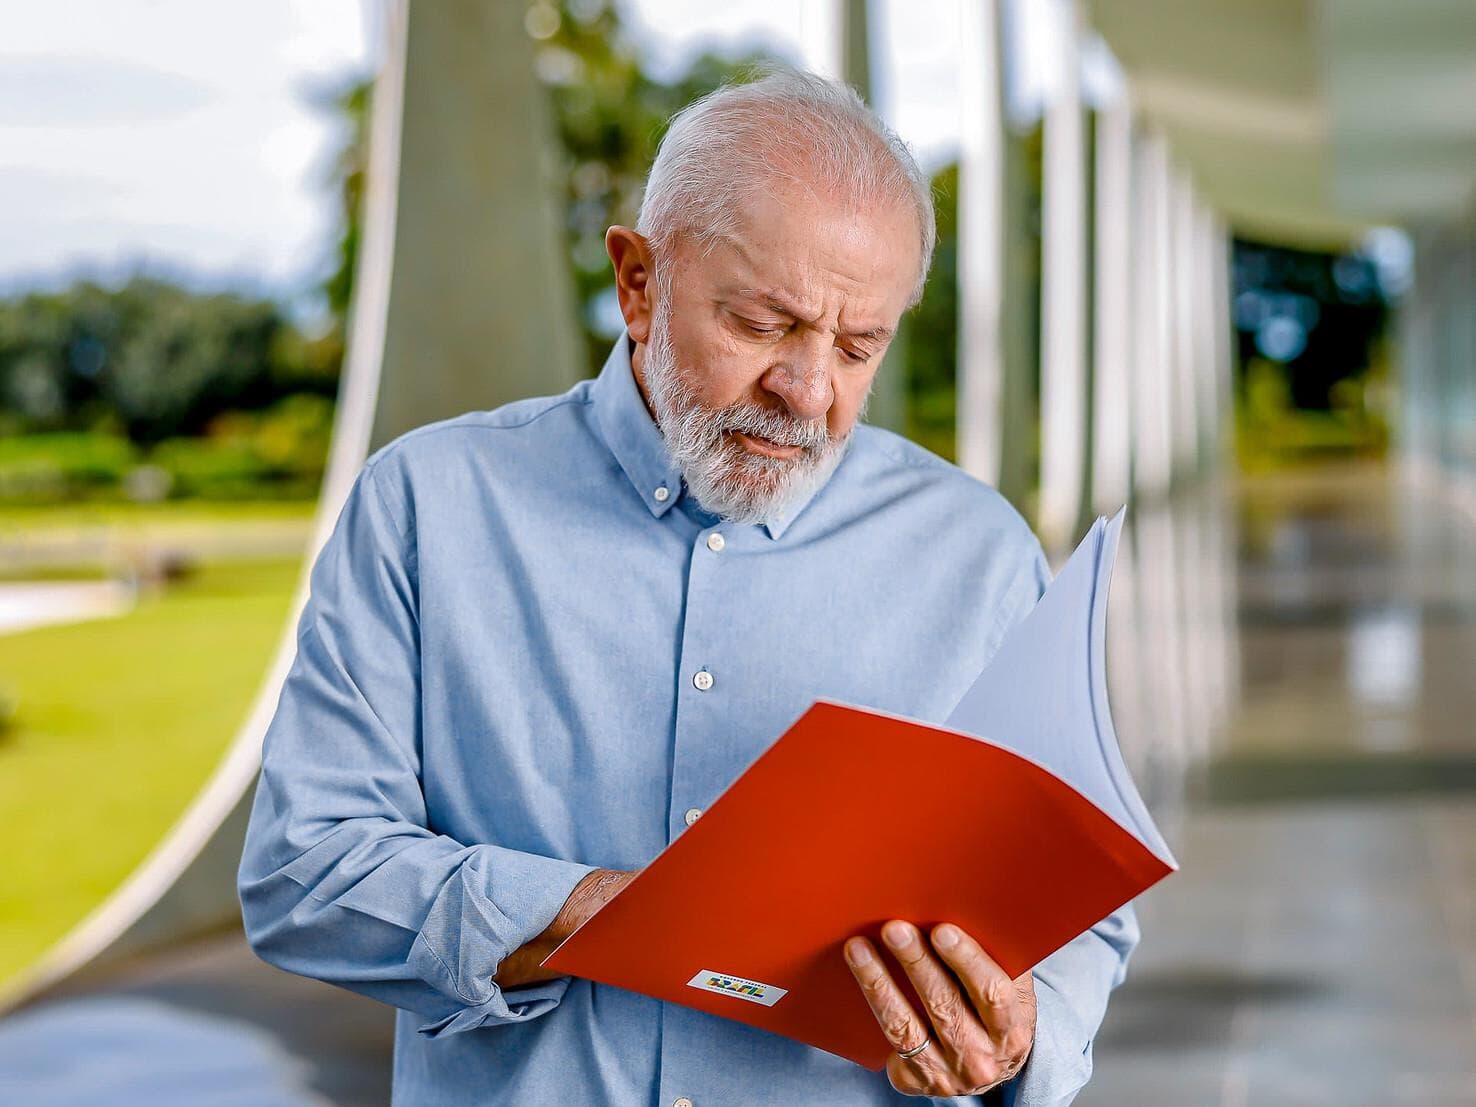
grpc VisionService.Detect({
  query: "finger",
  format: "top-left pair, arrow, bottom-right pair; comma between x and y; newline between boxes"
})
929,923 -> 1017,1040
880,919 -> 986,1058
843,936 -> 935,1061
884,1052 -> 934,1098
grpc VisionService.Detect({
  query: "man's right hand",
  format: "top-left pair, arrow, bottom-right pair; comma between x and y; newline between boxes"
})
491,868 -> 636,989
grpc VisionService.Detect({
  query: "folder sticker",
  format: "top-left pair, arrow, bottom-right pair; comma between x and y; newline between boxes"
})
687,970 -> 788,1007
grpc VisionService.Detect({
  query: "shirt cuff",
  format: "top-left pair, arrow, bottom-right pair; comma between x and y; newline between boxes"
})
998,975 -> 1092,1107
407,844 -> 596,1038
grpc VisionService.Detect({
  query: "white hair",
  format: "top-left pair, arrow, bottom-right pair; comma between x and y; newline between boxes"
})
635,63 -> 937,309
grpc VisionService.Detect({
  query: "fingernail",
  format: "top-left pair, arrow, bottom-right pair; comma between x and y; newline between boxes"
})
883,921 -> 910,949
846,939 -> 873,966
933,924 -> 959,950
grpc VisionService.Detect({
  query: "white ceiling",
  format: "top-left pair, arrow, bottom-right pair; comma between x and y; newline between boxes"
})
1085,0 -> 1476,247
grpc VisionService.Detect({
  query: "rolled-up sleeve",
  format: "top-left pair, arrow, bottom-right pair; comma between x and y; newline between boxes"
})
236,454 -> 595,1038
996,903 -> 1140,1106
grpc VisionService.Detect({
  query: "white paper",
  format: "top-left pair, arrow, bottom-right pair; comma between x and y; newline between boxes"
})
944,507 -> 1177,868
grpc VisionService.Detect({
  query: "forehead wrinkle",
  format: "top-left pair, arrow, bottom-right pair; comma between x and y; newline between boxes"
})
733,286 -> 894,343
736,287 -> 820,326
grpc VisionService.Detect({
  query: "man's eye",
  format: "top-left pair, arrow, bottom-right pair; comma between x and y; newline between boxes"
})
743,321 -> 783,336
839,347 -> 869,363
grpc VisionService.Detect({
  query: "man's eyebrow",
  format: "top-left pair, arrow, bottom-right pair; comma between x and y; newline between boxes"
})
734,287 -> 811,320
850,322 -> 895,343
733,288 -> 894,343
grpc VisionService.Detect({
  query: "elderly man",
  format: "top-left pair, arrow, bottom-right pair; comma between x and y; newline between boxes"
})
238,67 -> 1137,1105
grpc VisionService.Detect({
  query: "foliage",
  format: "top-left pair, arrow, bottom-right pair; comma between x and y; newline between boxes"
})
303,73 -> 371,370
1232,237 -> 1393,468
527,0 -> 990,451
0,279 -> 337,447
1232,238 -> 1390,409
0,0 -> 989,506
174,391 -> 335,497
1236,353 -> 1391,473
528,0 -> 769,376
904,163 -> 960,460
0,432 -> 141,500
322,79 -> 370,329
0,393 -> 332,503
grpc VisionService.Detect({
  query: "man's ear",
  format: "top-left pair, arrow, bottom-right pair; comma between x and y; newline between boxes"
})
605,226 -> 658,345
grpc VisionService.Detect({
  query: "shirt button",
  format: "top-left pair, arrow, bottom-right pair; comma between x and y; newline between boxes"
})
654,485 -> 670,502
673,1099 -> 694,1107
692,668 -> 714,691
684,807 -> 702,826
706,532 -> 725,553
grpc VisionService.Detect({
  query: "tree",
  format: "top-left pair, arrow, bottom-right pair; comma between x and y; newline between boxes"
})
316,1 -> 765,379
0,279 -> 306,443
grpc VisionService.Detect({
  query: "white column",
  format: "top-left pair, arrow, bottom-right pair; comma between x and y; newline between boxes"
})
1038,0 -> 1088,547
1091,92 -> 1134,514
1169,170 -> 1200,477
1190,198 -> 1218,471
798,0 -> 844,80
1131,130 -> 1174,499
1138,502 -> 1190,768
1212,215 -> 1235,465
957,0 -> 1008,486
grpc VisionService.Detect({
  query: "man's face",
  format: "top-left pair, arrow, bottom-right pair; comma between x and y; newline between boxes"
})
633,178 -> 920,526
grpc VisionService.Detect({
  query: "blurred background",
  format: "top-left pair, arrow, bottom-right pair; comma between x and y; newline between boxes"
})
1,1 -> 1473,1104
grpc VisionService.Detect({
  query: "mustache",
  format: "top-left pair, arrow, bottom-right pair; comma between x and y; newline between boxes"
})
714,401 -> 831,451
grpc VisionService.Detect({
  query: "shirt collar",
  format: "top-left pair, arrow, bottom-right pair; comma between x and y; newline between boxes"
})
589,328 -> 830,541
591,329 -> 684,521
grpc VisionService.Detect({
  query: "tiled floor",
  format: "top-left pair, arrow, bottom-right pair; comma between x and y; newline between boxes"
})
1082,466 -> 1476,1105
1079,800 -> 1476,1106
6,464 -> 1476,1105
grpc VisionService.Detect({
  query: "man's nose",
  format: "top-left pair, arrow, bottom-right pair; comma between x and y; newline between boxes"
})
763,340 -> 834,422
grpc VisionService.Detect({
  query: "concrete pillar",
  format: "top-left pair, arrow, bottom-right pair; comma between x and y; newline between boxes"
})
1137,502 -> 1191,767
1190,198 -> 1220,473
1211,214 -> 1235,466
4,0 -> 589,1003
369,0 -> 584,449
1038,0 -> 1089,549
842,0 -> 907,436
1168,170 -> 1200,480
957,0 -> 1009,488
1090,92 -> 1133,515
1130,130 -> 1174,500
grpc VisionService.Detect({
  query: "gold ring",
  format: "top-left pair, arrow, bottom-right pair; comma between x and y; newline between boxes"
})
897,1037 -> 931,1060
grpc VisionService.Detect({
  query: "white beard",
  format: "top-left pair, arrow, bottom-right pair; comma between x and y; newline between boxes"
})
641,294 -> 865,528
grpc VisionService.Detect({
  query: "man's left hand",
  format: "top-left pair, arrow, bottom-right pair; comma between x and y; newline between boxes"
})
844,920 -> 1036,1097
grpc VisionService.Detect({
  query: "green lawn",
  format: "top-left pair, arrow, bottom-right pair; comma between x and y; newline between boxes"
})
0,497 -> 315,581
0,499 -> 316,525
0,554 -> 304,990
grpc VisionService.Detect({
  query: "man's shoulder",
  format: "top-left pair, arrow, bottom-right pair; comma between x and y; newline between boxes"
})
846,422 -> 1035,538
362,379 -> 597,477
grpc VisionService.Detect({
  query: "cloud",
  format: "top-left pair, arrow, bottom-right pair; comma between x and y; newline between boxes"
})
0,55 -> 216,127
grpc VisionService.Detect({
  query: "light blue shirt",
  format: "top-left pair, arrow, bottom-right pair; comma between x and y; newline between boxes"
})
238,330 -> 1139,1106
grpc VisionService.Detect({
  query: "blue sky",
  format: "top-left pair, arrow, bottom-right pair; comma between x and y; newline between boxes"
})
0,1 -> 1076,323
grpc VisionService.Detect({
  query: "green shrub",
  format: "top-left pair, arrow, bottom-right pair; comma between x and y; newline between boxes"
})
0,392 -> 333,503
0,432 -> 140,501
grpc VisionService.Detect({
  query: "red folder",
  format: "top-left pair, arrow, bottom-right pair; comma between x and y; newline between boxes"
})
541,510 -> 1175,1069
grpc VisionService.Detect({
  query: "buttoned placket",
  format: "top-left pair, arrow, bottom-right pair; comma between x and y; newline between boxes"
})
658,518 -> 739,1107
667,522 -> 729,842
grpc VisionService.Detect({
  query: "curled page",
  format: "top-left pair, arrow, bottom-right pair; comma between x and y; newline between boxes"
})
945,507 -> 1176,868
